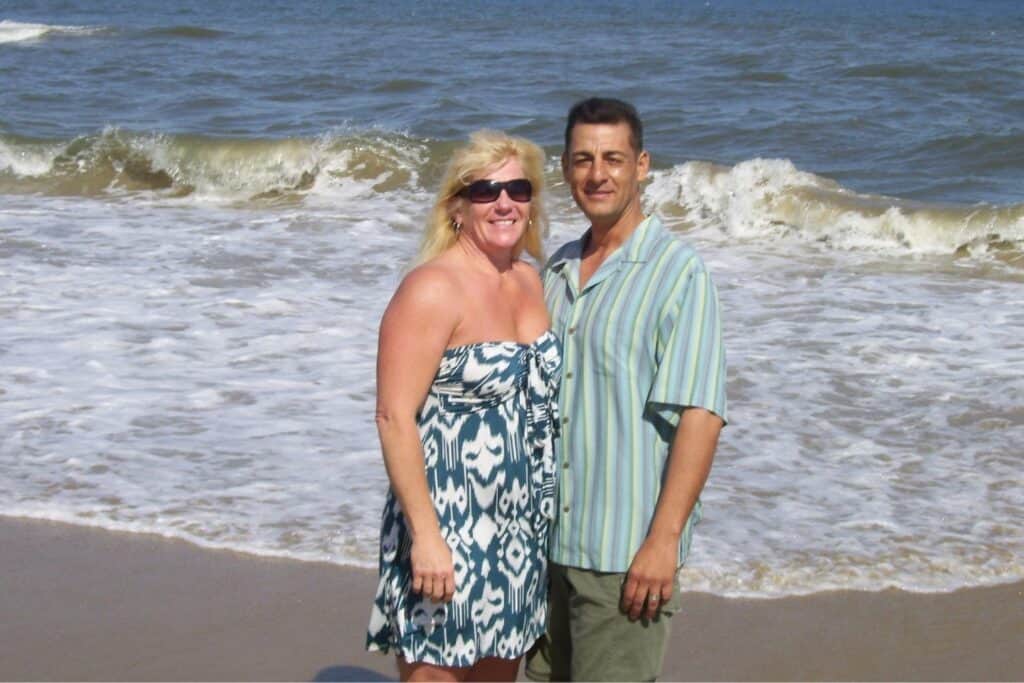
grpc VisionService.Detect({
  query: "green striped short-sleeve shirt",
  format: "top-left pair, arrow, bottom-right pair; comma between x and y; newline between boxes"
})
543,215 -> 728,573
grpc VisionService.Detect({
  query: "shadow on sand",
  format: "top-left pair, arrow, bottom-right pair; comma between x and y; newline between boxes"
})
313,664 -> 394,682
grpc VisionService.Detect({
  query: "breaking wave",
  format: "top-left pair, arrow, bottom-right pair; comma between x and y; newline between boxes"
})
0,127 -> 438,203
646,158 -> 1024,258
2,127 -> 1022,260
0,19 -> 104,44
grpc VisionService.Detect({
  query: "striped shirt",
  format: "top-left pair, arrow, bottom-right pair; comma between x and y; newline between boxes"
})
543,215 -> 728,572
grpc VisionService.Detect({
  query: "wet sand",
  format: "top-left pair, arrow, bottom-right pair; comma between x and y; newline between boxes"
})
1,517 -> 1020,681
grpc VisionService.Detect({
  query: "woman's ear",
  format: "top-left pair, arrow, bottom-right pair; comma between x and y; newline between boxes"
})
449,198 -> 464,229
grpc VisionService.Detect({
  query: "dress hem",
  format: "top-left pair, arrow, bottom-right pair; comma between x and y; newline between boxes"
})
365,628 -> 544,668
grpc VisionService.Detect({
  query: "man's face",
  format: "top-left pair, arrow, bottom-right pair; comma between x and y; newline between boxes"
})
562,121 -> 649,228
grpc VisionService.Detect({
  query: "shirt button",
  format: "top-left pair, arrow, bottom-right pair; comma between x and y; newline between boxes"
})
563,505 -> 570,513
562,416 -> 569,425
565,371 -> 573,379
568,326 -> 577,334
563,461 -> 570,469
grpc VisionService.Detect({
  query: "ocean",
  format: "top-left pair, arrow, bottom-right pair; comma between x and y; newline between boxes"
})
1,0 -> 1021,598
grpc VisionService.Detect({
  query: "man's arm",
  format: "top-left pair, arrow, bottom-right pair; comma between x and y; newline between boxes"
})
620,407 -> 723,621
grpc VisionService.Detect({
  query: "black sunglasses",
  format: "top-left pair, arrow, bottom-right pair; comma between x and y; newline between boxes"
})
458,178 -> 533,203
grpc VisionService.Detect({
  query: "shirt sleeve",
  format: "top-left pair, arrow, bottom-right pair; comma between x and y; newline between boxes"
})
645,264 -> 728,430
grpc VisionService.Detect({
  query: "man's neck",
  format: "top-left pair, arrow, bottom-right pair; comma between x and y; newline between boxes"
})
584,207 -> 646,258
577,207 -> 646,290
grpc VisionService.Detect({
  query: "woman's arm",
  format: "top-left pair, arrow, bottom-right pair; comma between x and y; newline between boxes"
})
374,266 -> 461,603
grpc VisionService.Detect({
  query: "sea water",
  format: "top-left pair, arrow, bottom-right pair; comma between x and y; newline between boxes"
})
1,0 -> 1021,597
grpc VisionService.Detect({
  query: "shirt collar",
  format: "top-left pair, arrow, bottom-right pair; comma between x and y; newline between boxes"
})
547,234 -> 583,273
549,215 -> 664,272
621,215 -> 664,263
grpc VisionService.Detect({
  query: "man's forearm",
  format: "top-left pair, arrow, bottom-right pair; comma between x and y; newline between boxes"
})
647,407 -> 723,541
622,407 -> 724,619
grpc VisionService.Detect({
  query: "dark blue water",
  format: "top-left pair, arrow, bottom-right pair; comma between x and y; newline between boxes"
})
3,0 -> 1023,203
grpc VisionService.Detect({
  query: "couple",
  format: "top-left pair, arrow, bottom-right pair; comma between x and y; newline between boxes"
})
367,98 -> 728,682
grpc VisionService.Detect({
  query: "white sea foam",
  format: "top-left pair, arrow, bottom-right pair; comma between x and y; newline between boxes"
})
1,173 -> 1021,599
0,19 -> 101,44
0,139 -> 56,176
668,229 -> 1024,596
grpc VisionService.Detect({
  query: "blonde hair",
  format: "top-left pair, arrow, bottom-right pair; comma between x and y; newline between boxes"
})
418,130 -> 547,264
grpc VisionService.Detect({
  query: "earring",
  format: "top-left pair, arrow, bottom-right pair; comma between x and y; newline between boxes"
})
451,219 -> 462,233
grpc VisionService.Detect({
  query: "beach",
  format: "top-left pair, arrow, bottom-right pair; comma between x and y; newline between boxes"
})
3,2 -> 1024,680
2,516 -> 1020,682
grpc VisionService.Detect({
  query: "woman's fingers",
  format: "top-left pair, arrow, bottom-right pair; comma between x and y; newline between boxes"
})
432,570 -> 452,602
413,571 -> 455,602
410,536 -> 455,601
442,573 -> 455,603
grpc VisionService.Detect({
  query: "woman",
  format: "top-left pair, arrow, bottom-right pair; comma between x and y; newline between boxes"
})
366,131 -> 560,682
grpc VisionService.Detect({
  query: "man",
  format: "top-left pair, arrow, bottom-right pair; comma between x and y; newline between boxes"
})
526,98 -> 728,681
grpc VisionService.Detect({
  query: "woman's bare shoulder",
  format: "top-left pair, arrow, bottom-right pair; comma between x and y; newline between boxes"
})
395,260 -> 461,301
383,259 -> 464,333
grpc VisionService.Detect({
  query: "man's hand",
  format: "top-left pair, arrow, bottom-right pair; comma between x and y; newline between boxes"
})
620,531 -> 679,621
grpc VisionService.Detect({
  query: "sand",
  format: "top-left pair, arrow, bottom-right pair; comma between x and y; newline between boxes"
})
1,517 -> 1020,681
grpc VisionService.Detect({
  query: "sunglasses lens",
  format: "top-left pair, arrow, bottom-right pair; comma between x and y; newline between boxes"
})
462,179 -> 533,203
466,181 -> 501,203
506,179 -> 532,202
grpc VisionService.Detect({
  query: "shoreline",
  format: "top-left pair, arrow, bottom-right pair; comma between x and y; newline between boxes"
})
5,513 -> 1011,600
1,516 -> 1021,681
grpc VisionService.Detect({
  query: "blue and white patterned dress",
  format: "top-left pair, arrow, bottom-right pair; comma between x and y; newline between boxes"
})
366,331 -> 561,667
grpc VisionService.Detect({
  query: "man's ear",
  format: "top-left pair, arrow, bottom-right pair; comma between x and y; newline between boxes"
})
637,150 -> 651,182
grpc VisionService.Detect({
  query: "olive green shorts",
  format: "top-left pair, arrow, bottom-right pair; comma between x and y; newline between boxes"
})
525,562 -> 681,682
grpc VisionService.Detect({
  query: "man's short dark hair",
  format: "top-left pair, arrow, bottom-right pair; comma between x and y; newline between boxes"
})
564,97 -> 644,154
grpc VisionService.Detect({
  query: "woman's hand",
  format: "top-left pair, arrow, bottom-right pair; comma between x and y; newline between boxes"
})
410,531 -> 456,603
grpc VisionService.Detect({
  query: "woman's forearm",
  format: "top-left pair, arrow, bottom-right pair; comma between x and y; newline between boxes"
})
376,413 -> 442,541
